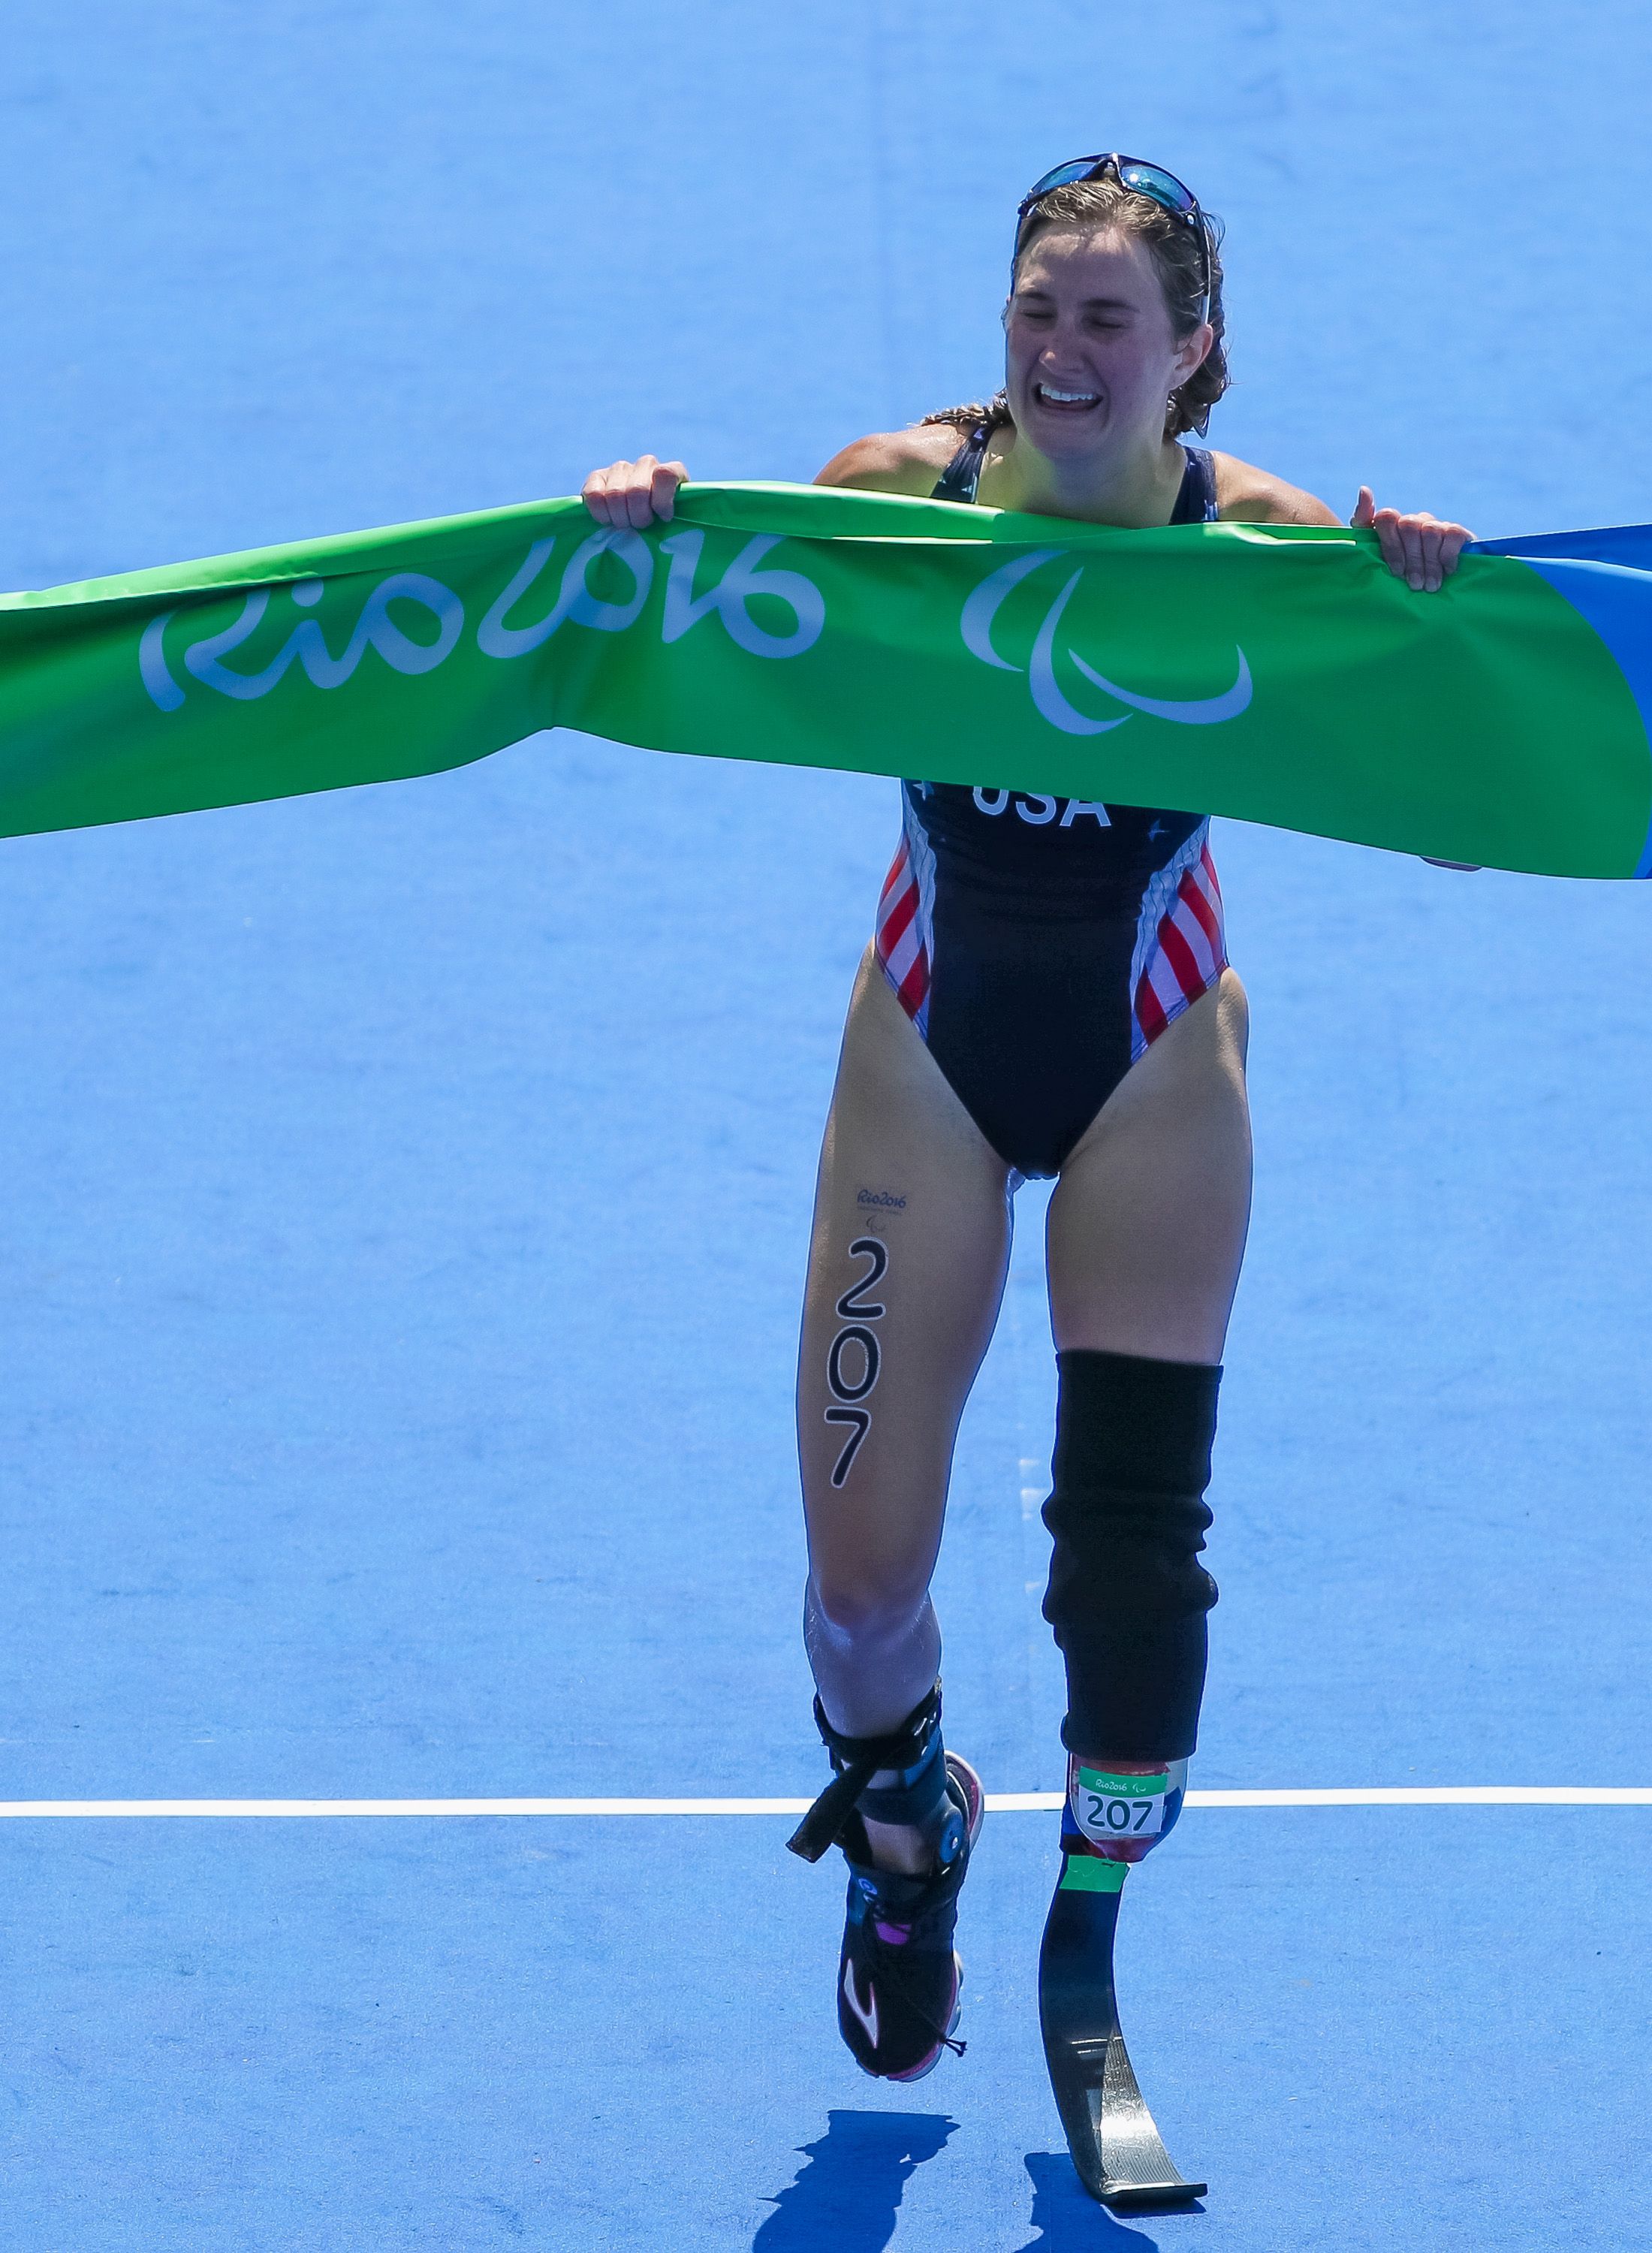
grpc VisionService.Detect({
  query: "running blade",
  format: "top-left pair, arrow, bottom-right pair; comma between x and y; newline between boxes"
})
1038,1859 -> 1205,2210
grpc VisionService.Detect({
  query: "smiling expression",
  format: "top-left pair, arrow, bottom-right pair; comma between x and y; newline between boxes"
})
1003,225 -> 1212,463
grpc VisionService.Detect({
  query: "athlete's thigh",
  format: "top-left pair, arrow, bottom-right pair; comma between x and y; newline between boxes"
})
799,947 -> 1014,1608
1046,969 -> 1253,1365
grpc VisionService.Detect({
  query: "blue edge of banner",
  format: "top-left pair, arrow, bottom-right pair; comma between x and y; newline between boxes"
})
1474,525 -> 1652,878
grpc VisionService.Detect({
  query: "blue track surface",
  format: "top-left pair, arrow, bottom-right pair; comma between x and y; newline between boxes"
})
3,7 -> 1650,2246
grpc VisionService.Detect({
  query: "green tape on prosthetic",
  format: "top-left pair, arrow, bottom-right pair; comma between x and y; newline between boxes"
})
1060,1854 -> 1129,1894
1074,1767 -> 1170,1799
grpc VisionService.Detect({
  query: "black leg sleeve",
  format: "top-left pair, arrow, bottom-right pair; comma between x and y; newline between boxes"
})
1040,1347 -> 1222,1762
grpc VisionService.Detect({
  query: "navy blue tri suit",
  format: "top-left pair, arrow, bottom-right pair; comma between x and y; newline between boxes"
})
873,427 -> 1228,1178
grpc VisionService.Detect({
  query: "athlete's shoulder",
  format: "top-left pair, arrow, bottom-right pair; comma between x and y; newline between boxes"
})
815,424 -> 966,496
1208,451 -> 1342,528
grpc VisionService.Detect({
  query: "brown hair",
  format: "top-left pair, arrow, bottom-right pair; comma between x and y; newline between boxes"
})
921,173 -> 1228,443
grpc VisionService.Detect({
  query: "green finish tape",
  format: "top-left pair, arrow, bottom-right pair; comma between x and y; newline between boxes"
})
1075,1768 -> 1170,1799
1060,1853 -> 1129,1893
3,484 -> 1651,873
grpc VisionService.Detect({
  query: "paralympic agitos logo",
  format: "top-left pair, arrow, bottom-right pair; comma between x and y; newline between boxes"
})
139,527 -> 1252,734
961,548 -> 1252,735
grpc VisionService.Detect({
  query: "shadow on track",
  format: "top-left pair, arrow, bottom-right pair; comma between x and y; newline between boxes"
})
1014,2152 -> 1180,2248
752,2110 -> 956,2250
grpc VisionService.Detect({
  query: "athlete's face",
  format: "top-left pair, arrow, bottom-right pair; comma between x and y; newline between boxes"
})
1003,225 -> 1211,461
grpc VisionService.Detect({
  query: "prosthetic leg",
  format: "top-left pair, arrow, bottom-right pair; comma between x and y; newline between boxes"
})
1038,1349 -> 1220,2208
1040,1784 -> 1204,2209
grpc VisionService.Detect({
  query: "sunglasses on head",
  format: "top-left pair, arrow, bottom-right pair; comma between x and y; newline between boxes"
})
1014,154 -> 1218,320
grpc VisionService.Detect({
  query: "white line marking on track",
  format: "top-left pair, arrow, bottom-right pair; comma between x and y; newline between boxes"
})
0,1788 -> 1648,1817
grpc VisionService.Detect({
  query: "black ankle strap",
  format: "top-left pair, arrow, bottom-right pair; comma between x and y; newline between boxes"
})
785,1687 -> 942,1865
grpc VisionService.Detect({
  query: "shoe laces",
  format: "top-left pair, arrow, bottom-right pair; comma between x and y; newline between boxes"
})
858,1881 -> 966,2058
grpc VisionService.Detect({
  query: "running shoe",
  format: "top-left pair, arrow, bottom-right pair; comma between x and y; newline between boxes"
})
834,1751 -> 984,2081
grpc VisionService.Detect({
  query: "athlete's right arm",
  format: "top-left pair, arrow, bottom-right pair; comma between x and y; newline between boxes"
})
581,454 -> 688,529
580,427 -> 952,523
815,427 -> 965,496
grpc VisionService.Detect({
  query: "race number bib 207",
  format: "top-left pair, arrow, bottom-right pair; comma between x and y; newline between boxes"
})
1072,1766 -> 1172,1845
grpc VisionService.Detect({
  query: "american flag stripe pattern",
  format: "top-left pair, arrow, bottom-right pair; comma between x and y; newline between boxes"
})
876,834 -> 932,1031
876,795 -> 939,1037
1131,833 -> 1227,1055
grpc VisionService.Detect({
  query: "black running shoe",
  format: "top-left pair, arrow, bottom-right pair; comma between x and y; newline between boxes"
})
835,1752 -> 984,2082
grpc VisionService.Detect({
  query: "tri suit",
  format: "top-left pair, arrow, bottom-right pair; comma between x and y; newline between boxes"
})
873,427 -> 1228,1178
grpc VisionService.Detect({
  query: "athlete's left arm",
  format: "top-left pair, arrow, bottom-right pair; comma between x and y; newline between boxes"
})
1210,455 -> 1473,595
1215,456 -> 1482,867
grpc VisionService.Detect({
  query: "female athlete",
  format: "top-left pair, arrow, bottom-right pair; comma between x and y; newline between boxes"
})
584,155 -> 1471,2091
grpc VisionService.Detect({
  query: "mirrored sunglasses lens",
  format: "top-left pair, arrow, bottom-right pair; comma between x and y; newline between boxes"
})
1116,162 -> 1195,216
1026,158 -> 1102,201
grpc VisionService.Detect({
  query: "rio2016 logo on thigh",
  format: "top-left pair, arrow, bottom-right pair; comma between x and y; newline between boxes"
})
824,1235 -> 888,1488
